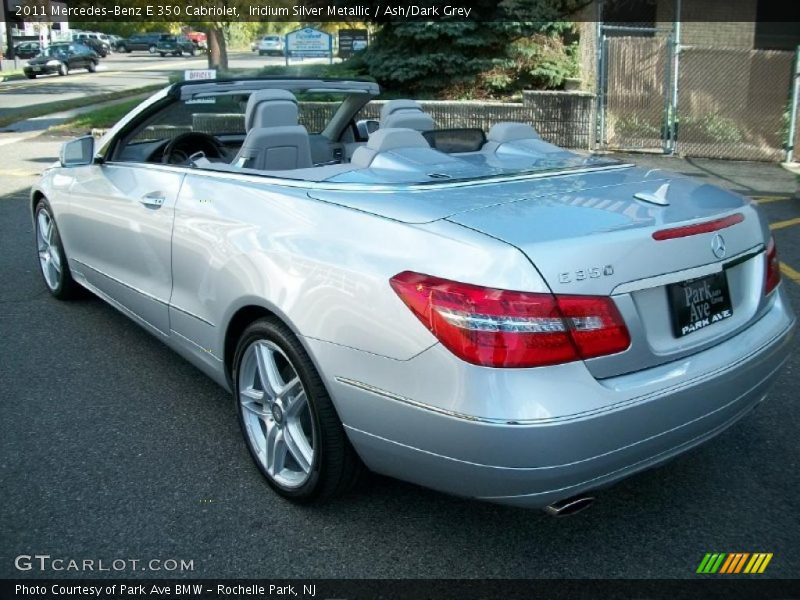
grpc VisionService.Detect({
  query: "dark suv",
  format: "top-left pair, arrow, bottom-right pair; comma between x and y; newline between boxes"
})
116,33 -> 168,54
73,34 -> 109,58
156,35 -> 197,57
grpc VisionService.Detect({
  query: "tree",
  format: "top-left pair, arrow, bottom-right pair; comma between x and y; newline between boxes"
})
359,0 -> 592,96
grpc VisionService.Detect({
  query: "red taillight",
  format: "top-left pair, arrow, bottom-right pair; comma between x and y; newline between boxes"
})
389,271 -> 630,368
652,213 -> 744,241
765,236 -> 781,295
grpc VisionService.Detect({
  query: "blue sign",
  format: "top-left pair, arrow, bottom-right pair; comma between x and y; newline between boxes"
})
285,28 -> 333,60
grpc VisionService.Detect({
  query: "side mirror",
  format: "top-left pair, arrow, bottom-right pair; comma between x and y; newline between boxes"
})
355,119 -> 380,140
60,135 -> 95,167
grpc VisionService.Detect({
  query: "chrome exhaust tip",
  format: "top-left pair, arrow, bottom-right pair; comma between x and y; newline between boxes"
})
544,494 -> 595,517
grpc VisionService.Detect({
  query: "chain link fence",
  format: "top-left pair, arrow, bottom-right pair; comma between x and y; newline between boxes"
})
677,47 -> 793,161
598,30 -> 799,162
603,36 -> 670,151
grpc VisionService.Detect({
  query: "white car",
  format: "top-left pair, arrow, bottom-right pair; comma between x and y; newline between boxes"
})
258,35 -> 284,56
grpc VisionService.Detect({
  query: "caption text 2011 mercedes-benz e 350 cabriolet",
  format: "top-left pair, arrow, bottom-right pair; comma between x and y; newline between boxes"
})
31,78 -> 795,514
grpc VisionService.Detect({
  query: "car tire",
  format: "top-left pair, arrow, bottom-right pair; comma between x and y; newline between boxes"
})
58,63 -> 68,76
259,50 -> 265,56
34,198 -> 81,300
233,317 -> 363,503
25,72 -> 36,79
87,61 -> 97,73
159,52 -> 166,57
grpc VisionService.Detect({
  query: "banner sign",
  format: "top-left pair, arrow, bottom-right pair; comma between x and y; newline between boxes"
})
184,69 -> 217,81
285,27 -> 332,59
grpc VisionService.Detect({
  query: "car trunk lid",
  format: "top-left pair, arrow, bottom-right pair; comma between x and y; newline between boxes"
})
444,175 -> 768,378
310,166 -> 769,377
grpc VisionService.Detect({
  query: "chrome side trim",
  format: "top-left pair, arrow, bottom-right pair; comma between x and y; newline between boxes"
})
77,277 -> 168,339
335,321 -> 792,425
611,244 -> 763,295
170,328 -> 223,362
336,377 -> 498,423
72,259 -> 168,306
105,160 -> 634,193
169,303 -> 216,327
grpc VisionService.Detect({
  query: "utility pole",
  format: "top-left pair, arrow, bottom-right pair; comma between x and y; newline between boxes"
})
3,0 -> 16,59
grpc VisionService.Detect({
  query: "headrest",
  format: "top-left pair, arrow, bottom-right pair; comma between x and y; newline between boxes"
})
245,89 -> 298,131
380,99 -> 435,131
380,100 -> 424,122
487,122 -> 541,143
366,128 -> 430,153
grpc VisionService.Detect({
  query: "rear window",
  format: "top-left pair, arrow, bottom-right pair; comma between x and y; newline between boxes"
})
263,36 -> 280,41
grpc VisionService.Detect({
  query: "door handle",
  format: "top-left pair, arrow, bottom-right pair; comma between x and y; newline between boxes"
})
139,192 -> 166,208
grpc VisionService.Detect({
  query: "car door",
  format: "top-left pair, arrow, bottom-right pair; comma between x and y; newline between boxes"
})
60,161 -> 184,336
65,45 -> 80,69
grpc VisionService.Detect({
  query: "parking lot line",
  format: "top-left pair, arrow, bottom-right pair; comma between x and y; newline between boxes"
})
752,195 -> 793,204
780,262 -> 800,285
769,217 -> 800,231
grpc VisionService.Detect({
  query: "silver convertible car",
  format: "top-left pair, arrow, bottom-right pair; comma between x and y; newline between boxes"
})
31,78 -> 795,514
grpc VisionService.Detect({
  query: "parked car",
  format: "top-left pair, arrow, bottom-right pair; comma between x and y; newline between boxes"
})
258,35 -> 284,56
73,34 -> 108,58
156,35 -> 197,57
31,78 -> 796,512
108,35 -> 124,51
12,41 -> 41,59
116,33 -> 168,54
185,31 -> 207,50
23,43 -> 98,78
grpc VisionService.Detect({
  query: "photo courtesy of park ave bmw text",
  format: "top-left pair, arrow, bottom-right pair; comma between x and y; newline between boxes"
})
1,0 -> 800,598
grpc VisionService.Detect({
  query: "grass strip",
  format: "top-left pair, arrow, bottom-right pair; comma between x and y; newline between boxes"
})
48,98 -> 145,135
0,83 -> 164,129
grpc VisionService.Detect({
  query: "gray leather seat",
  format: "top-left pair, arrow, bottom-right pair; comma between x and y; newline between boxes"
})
482,122 -> 569,158
379,100 -> 435,131
232,89 -> 312,170
350,128 -> 430,168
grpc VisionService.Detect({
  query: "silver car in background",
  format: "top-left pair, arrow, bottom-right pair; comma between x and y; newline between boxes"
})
31,78 -> 795,512
258,35 -> 285,56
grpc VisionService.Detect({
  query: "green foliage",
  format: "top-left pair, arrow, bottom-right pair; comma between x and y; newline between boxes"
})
258,61 -> 373,82
680,115 -> 744,144
77,22 -> 179,37
360,19 -> 580,98
699,115 -> 743,144
613,115 -> 661,139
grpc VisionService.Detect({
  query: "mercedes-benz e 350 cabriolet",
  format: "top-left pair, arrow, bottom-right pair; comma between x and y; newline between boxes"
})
31,78 -> 795,513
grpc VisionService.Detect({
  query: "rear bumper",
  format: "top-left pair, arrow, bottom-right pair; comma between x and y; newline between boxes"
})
23,65 -> 58,75
311,287 -> 795,508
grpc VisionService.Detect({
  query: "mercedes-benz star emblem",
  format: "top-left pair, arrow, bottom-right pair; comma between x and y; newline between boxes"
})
711,234 -> 727,259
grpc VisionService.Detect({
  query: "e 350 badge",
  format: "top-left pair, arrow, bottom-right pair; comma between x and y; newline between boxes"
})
559,265 -> 615,284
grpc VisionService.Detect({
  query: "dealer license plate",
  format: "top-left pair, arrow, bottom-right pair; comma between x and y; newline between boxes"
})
667,271 -> 733,337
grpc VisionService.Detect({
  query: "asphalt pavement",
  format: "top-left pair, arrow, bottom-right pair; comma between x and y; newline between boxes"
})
0,51 -> 303,116
0,135 -> 799,579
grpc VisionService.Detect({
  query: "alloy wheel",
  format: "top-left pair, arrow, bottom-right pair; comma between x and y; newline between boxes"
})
36,208 -> 62,291
238,339 -> 316,489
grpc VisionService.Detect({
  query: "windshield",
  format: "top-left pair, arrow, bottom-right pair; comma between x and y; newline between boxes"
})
41,45 -> 70,57
125,90 -> 350,147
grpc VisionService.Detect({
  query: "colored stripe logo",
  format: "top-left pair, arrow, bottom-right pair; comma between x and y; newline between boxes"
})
696,553 -> 773,574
